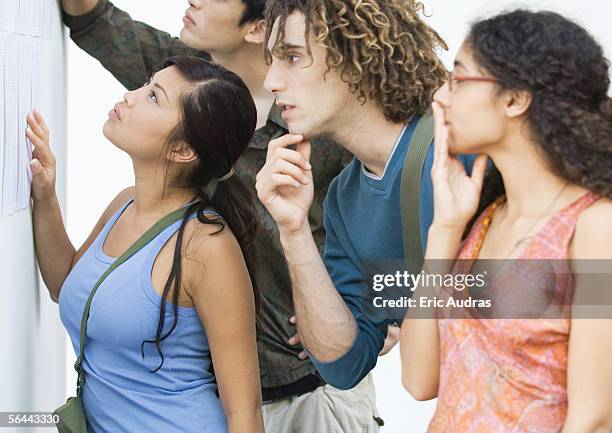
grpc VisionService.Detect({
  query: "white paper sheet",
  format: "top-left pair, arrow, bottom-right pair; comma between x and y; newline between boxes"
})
1,32 -> 40,215
0,40 -> 5,203
0,0 -> 44,37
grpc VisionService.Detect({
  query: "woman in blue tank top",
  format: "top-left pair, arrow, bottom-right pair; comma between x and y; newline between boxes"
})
27,56 -> 264,433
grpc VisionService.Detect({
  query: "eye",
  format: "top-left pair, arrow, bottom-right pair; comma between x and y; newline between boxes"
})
287,54 -> 301,64
149,90 -> 158,103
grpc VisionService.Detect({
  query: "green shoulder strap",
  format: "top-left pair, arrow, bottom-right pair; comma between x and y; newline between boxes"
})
73,204 -> 190,397
400,109 -> 434,275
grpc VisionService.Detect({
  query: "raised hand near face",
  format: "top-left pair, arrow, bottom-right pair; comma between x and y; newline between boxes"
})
430,102 -> 488,230
256,134 -> 313,235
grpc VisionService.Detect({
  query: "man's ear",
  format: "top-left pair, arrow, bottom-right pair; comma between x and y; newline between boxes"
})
168,141 -> 198,164
244,19 -> 266,45
504,88 -> 532,119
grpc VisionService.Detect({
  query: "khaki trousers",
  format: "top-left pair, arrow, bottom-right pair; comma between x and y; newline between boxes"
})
262,373 -> 381,433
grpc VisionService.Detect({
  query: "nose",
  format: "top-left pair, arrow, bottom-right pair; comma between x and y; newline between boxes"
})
433,81 -> 450,108
188,0 -> 200,8
263,60 -> 286,96
123,90 -> 136,107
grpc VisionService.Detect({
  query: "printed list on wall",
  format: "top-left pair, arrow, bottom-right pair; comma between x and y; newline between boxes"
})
0,0 -> 51,216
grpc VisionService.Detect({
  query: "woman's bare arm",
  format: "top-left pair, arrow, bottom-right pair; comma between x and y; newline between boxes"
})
186,222 -> 263,433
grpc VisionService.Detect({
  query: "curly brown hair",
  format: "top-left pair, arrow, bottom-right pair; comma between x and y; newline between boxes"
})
465,10 -> 612,232
264,0 -> 448,123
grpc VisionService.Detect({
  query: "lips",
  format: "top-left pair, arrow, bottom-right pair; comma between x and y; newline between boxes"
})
183,11 -> 196,26
108,103 -> 122,121
276,101 -> 296,116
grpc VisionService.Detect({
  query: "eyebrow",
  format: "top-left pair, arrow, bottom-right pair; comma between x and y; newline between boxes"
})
281,43 -> 306,50
270,41 -> 307,52
153,82 -> 169,102
453,60 -> 467,72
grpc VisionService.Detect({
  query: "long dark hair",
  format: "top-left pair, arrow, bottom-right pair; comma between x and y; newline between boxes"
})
142,56 -> 260,372
465,10 -> 612,231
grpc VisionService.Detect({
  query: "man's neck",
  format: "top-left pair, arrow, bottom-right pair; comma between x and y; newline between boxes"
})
329,104 -> 406,177
209,45 -> 275,128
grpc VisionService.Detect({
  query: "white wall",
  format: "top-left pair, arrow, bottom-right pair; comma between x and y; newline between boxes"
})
65,1 -> 611,432
1,1 -> 67,432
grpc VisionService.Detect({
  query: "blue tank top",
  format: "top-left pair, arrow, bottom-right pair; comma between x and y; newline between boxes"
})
59,199 -> 228,433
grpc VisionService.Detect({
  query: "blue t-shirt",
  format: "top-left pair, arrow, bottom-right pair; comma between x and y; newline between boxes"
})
311,117 -> 474,389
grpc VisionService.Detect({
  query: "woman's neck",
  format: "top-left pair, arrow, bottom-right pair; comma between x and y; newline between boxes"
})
489,138 -> 583,219
130,165 -> 195,219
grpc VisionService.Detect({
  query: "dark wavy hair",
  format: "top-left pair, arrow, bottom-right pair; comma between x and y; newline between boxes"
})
142,56 -> 260,372
467,10 -> 612,227
264,0 -> 448,122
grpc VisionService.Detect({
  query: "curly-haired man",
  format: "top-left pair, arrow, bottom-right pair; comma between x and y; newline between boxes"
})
256,0 -> 475,426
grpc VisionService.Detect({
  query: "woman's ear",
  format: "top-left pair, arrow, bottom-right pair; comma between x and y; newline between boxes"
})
503,88 -> 532,119
168,141 -> 198,164
244,19 -> 266,45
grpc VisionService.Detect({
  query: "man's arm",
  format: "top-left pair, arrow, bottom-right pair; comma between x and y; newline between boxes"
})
256,135 -> 386,389
280,214 -> 386,390
62,0 -> 208,90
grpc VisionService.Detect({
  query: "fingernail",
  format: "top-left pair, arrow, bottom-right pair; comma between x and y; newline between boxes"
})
288,338 -> 295,345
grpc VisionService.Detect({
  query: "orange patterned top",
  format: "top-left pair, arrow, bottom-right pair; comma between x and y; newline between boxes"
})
427,191 -> 599,433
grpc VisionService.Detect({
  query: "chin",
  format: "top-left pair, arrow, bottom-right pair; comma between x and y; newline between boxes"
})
102,123 -> 123,150
179,29 -> 207,51
179,28 -> 195,47
102,119 -> 112,139
286,122 -> 305,137
447,134 -> 476,155
289,121 -> 321,140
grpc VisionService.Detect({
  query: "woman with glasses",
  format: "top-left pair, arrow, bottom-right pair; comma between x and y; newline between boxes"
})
400,10 -> 612,433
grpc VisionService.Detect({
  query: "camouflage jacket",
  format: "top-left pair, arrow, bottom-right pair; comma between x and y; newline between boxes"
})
63,0 -> 352,388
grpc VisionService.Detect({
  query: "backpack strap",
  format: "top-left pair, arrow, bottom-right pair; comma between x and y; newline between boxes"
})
74,204 -> 191,397
400,110 -> 434,275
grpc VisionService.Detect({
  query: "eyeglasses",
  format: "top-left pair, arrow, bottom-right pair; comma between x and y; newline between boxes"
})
447,70 -> 497,91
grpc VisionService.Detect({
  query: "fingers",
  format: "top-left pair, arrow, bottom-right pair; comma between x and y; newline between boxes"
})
287,318 -> 308,360
431,102 -> 449,168
470,154 -> 489,191
26,109 -> 49,143
257,134 -> 313,195
288,332 -> 300,346
30,159 -> 42,176
269,173 -> 302,189
268,134 -> 306,152
296,140 -> 312,163
26,110 -> 55,167
33,109 -> 49,135
274,148 -> 311,171
288,316 -> 299,345
379,324 -> 401,356
273,159 -> 309,185
26,130 -> 55,167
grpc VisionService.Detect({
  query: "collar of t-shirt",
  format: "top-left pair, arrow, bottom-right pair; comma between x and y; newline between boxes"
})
361,125 -> 408,181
